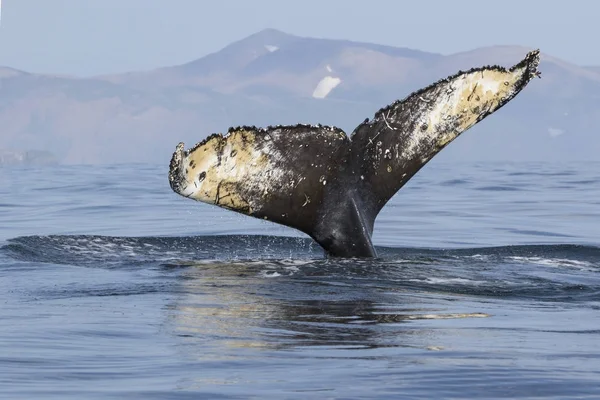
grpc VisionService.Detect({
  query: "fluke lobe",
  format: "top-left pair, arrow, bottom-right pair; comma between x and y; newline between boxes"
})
169,50 -> 541,258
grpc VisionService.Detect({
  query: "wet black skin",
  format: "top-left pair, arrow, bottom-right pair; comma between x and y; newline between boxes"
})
312,174 -> 378,258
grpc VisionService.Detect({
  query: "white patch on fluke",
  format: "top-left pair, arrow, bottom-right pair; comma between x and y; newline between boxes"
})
175,129 -> 296,213
387,63 -> 530,161
312,76 -> 341,99
264,45 -> 279,52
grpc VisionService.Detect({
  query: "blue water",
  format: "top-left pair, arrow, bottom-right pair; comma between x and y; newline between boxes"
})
1,161 -> 600,399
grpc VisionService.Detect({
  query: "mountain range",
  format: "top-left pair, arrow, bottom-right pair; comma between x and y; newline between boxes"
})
1,28 -> 598,165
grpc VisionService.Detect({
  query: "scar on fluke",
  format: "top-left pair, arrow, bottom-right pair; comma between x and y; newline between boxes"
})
169,50 -> 541,258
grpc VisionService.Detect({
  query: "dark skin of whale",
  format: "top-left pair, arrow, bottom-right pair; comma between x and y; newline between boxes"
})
169,50 -> 541,258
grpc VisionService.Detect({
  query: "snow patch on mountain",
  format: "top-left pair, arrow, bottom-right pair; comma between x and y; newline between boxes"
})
312,76 -> 341,99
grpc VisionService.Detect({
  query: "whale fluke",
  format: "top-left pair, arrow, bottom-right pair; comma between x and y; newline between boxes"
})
169,50 -> 541,257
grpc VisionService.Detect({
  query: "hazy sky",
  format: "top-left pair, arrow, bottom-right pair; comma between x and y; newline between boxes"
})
0,0 -> 597,76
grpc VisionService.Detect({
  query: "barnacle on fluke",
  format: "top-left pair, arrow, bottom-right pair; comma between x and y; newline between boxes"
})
169,50 -> 541,258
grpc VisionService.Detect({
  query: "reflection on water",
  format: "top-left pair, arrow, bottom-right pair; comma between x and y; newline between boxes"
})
155,258 -> 600,398
168,261 -> 492,354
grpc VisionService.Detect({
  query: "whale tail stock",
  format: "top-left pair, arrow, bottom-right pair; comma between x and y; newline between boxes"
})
169,50 -> 541,258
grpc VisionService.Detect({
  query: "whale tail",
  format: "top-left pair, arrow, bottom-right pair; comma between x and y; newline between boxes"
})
169,50 -> 541,257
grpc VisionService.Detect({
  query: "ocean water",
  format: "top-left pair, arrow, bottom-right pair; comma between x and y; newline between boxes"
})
1,161 -> 600,399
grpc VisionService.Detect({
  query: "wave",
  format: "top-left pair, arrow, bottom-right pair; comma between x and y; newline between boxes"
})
3,234 -> 600,302
3,234 -> 599,267
1,234 -> 322,267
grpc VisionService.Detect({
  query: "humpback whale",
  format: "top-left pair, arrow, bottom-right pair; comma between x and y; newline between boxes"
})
169,50 -> 541,258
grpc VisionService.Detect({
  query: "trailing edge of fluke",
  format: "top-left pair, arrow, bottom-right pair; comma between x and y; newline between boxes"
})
169,50 -> 541,258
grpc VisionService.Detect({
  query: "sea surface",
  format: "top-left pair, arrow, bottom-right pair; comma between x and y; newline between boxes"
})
1,161 -> 600,399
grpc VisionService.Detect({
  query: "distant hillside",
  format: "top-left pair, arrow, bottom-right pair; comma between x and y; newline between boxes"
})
585,66 -> 600,75
1,29 -> 599,164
